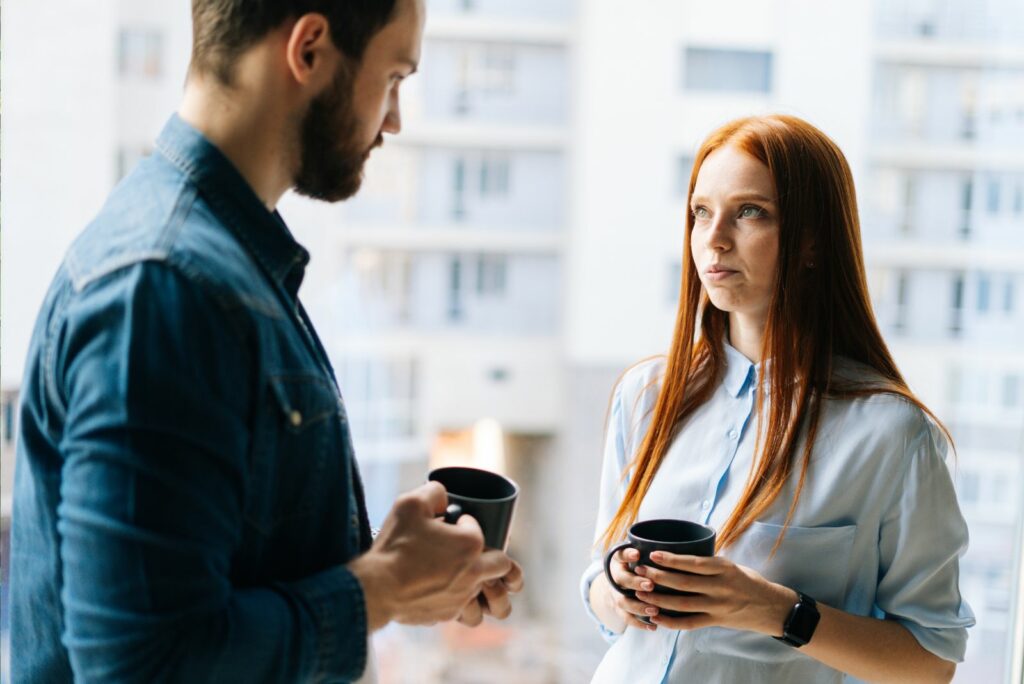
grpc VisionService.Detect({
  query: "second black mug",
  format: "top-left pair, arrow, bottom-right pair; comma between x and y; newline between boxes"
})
604,518 -> 716,623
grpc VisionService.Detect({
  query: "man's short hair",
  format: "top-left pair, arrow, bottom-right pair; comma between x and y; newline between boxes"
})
191,0 -> 399,85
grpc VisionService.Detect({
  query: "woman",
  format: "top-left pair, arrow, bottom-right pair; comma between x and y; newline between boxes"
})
580,115 -> 974,683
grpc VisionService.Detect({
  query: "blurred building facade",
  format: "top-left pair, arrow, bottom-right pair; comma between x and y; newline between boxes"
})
2,1 -> 1023,682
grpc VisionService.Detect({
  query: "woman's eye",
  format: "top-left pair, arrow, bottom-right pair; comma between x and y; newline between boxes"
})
739,205 -> 765,219
692,206 -> 709,219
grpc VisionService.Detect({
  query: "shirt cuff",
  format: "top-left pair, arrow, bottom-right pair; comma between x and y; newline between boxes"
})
580,559 -> 621,644
281,564 -> 368,681
897,617 -> 971,663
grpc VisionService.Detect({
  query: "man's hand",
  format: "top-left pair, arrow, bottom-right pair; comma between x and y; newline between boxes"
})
456,560 -> 525,627
348,482 -> 514,631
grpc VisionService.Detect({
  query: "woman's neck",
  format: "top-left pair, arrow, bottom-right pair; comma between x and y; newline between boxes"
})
727,312 -> 767,364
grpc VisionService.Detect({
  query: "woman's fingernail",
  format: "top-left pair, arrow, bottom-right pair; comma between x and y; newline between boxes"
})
641,581 -> 654,591
634,566 -> 646,576
647,624 -> 657,631
650,552 -> 663,562
645,607 -> 658,615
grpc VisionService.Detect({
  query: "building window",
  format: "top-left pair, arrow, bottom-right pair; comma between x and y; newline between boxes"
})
951,273 -> 964,336
901,174 -> 916,236
958,470 -> 980,505
894,271 -> 908,332
455,44 -> 517,112
668,261 -> 682,304
959,176 -> 972,238
977,274 -> 991,313
448,257 -> 463,321
986,176 -> 1001,214
477,45 -> 516,95
337,356 -> 418,442
1003,375 -> 1021,409
677,156 -> 695,198
683,47 -> 773,94
452,157 -> 466,220
479,154 -> 510,197
476,255 -> 507,296
118,29 -> 163,79
116,145 -> 151,182
2,396 -> 14,446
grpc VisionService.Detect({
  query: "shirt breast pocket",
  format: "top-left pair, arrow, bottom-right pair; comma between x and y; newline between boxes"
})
695,521 -> 858,663
243,372 -> 342,535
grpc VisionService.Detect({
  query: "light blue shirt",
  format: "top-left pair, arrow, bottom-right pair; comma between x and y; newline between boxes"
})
580,344 -> 975,683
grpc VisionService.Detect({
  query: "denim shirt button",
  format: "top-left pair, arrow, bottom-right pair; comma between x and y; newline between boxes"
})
289,410 -> 303,427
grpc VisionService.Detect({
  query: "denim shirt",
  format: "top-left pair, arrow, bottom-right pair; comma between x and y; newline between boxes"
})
580,348 -> 974,683
10,115 -> 374,683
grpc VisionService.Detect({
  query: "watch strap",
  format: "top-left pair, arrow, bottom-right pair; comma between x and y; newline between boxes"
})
773,591 -> 820,648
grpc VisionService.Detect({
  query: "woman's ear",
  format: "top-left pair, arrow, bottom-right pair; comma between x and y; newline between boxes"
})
802,241 -> 817,269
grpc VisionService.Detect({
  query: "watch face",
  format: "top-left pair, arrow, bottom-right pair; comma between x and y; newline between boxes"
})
787,600 -> 821,645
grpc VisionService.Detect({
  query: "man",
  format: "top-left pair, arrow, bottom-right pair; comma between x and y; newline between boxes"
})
10,0 -> 523,681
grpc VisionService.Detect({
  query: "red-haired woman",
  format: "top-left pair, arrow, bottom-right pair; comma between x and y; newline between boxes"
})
580,115 -> 974,683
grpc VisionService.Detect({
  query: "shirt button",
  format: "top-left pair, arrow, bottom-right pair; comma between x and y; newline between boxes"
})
701,500 -> 711,510
728,429 -> 738,440
289,410 -> 303,427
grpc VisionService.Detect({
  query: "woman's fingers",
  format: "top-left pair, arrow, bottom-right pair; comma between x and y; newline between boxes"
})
613,594 -> 660,632
634,565 -> 714,594
635,589 -> 717,614
615,593 -> 660,618
610,550 -> 652,593
649,611 -> 715,631
647,552 -> 725,575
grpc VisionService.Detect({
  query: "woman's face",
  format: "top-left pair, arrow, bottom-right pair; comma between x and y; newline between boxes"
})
689,144 -> 780,327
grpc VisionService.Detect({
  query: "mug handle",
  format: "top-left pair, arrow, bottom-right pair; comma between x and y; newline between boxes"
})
440,503 -> 462,525
603,541 -> 637,597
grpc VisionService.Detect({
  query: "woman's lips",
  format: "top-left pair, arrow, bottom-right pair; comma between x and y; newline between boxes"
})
705,267 -> 738,282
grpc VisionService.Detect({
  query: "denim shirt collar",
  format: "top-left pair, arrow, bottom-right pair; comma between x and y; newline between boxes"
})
154,114 -> 310,300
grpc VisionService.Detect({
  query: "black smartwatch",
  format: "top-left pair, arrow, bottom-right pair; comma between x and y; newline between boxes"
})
773,591 -> 819,648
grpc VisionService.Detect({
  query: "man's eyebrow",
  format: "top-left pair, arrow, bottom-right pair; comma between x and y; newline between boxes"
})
690,192 -> 776,204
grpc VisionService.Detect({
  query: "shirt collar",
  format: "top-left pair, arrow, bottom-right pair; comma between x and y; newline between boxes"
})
723,342 -> 758,398
154,114 -> 310,300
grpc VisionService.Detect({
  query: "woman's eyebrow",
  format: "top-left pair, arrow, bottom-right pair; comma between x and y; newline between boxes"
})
690,192 -> 776,204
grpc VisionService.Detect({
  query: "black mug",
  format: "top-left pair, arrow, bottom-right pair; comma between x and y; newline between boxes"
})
428,466 -> 519,551
604,518 -> 716,623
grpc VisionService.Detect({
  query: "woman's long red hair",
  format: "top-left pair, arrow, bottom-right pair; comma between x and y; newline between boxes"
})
600,114 -> 951,554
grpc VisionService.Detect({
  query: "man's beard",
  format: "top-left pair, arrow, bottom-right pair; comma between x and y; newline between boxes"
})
293,61 -> 381,203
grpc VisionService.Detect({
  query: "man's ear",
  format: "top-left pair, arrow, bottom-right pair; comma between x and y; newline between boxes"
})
284,13 -> 336,88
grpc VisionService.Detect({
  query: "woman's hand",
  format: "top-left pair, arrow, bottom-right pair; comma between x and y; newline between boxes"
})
633,552 -> 796,635
602,547 -> 662,632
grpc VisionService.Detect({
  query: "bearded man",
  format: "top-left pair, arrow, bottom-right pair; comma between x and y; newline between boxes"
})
10,2 -> 523,682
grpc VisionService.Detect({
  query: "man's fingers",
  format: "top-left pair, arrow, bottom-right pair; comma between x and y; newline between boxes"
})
501,560 -> 525,593
480,581 -> 512,619
400,481 -> 450,517
457,594 -> 484,627
474,549 -> 514,581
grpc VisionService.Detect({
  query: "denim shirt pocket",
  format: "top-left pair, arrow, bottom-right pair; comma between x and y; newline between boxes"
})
243,372 -> 341,535
695,522 -> 858,662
